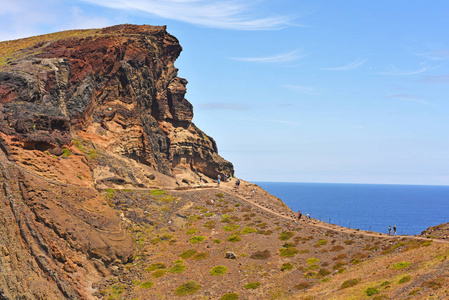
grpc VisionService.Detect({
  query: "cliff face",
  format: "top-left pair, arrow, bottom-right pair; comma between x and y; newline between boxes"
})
0,24 -> 233,299
0,24 -> 232,178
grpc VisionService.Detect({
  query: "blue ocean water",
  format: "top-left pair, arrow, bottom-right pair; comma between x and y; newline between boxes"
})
254,182 -> 449,236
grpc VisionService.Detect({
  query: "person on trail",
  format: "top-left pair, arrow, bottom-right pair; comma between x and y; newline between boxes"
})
251,189 -> 255,197
306,212 -> 310,219
393,225 -> 397,236
225,174 -> 229,182
235,179 -> 240,188
199,176 -> 203,185
298,210 -> 302,220
388,225 -> 392,235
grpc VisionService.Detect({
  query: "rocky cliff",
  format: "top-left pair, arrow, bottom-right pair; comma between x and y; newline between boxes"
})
0,24 -> 233,299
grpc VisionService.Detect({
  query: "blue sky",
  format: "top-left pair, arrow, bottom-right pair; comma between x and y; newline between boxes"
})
2,1 -> 449,185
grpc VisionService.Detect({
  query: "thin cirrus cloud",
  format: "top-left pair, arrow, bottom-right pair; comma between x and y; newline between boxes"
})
283,85 -> 319,95
388,94 -> 433,105
379,64 -> 440,76
420,74 -> 449,84
78,0 -> 297,30
321,59 -> 366,71
230,49 -> 306,63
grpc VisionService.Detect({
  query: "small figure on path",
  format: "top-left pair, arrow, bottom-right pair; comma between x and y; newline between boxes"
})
393,225 -> 397,236
225,174 -> 229,182
251,189 -> 255,197
199,176 -> 203,184
388,225 -> 392,235
298,210 -> 302,220
306,212 -> 310,219
235,179 -> 240,188
217,175 -> 221,186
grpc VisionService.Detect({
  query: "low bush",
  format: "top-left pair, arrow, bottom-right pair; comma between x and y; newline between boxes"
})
421,277 -> 445,290
294,282 -> 311,290
140,281 -> 154,289
392,262 -> 410,270
223,224 -> 240,232
175,281 -> 201,296
279,231 -> 294,241
192,252 -> 209,260
189,236 -> 206,244
241,227 -> 257,234
316,268 -> 331,278
145,263 -> 166,272
306,257 -> 320,264
366,287 -> 380,296
220,293 -> 239,300
344,240 -> 354,245
179,249 -> 198,259
398,275 -> 411,284
210,265 -> 228,276
168,264 -> 186,274
243,282 -> 261,289
330,245 -> 344,252
317,239 -> 328,245
186,228 -> 198,235
227,234 -> 242,242
340,278 -> 360,289
279,247 -> 298,257
281,263 -> 293,271
152,270 -> 166,278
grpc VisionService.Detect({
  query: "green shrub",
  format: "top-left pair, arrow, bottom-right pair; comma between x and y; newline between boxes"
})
279,247 -> 298,257
250,250 -> 271,260
243,282 -> 261,289
281,263 -> 293,271
216,193 -> 224,198
186,228 -> 198,235
152,270 -> 166,278
189,236 -> 206,244
175,281 -> 201,296
227,234 -> 241,242
150,189 -> 167,196
179,249 -> 198,259
192,252 -> 209,260
205,213 -> 214,217
317,239 -> 328,245
132,280 -> 141,285
140,281 -> 154,289
398,275 -> 411,284
241,227 -> 257,234
392,262 -> 410,270
169,264 -> 186,274
303,271 -> 316,279
279,231 -> 294,241
344,240 -> 354,245
306,257 -> 320,264
380,281 -> 390,287
340,278 -> 361,289
220,293 -> 239,300
145,263 -> 166,272
214,239 -> 222,244
366,287 -> 380,296
308,264 -> 319,270
223,224 -> 240,232
210,265 -> 228,276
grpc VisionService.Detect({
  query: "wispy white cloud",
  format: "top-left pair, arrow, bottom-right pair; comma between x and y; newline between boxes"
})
420,74 -> 449,84
79,0 -> 298,30
321,59 -> 366,71
415,49 -> 449,61
388,94 -> 433,105
379,64 -> 440,76
230,49 -> 306,63
282,84 -> 319,95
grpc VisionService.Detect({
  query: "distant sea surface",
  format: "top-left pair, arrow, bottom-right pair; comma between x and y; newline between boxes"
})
254,182 -> 449,236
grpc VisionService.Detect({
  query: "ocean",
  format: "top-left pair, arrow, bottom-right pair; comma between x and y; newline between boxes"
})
254,182 -> 449,236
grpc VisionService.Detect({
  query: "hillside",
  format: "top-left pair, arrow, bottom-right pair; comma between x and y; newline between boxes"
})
0,25 -> 448,300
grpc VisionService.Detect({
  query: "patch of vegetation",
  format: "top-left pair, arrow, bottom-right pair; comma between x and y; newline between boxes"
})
294,282 -> 311,290
132,280 -> 141,285
340,278 -> 361,289
205,212 -> 214,217
189,236 -> 206,244
203,220 -> 216,230
332,253 -> 348,261
179,249 -> 198,259
392,261 -> 410,270
216,193 -> 224,198
139,281 -> 153,289
250,250 -> 271,260
241,227 -> 257,234
398,275 -> 411,284
220,293 -> 239,300
145,263 -> 166,272
409,288 -> 420,296
192,252 -> 209,260
316,268 -> 331,279
169,264 -> 186,274
152,269 -> 166,278
333,262 -> 346,270
380,281 -> 390,287
279,231 -> 294,241
308,264 -> 319,270
281,263 -> 293,271
317,239 -> 328,245
150,189 -> 167,196
344,240 -> 355,245
303,271 -> 317,279
214,239 -> 222,244
366,287 -> 380,296
227,234 -> 242,243
175,281 -> 201,296
306,258 -> 320,264
186,228 -> 198,235
243,282 -> 261,289
62,148 -> 70,157
223,224 -> 240,232
210,265 -> 228,276
279,247 -> 298,257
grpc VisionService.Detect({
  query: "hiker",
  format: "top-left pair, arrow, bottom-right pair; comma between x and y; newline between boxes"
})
199,176 -> 203,185
251,189 -> 255,197
298,210 -> 302,220
225,174 -> 229,182
235,179 -> 240,188
393,225 -> 397,236
306,212 -> 310,219
217,174 -> 221,186
388,225 -> 392,235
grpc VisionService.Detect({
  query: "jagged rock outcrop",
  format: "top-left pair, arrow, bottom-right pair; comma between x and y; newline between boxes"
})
0,24 -> 234,299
